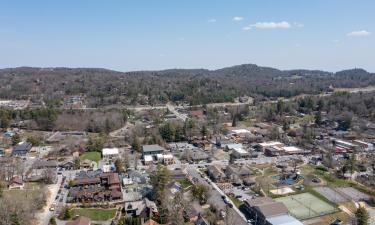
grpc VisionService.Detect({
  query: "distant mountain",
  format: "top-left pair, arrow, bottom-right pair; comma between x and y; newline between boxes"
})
0,64 -> 373,106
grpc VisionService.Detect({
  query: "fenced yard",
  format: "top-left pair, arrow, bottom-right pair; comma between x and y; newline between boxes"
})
275,192 -> 337,220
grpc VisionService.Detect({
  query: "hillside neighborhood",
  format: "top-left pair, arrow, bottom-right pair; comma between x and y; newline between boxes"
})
1,86 -> 375,225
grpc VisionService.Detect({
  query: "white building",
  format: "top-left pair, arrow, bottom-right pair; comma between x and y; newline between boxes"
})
144,155 -> 153,165
102,148 -> 120,161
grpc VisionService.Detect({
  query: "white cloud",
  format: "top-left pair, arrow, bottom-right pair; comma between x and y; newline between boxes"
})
208,19 -> 217,23
251,21 -> 291,29
242,26 -> 252,31
233,16 -> 244,21
346,30 -> 371,37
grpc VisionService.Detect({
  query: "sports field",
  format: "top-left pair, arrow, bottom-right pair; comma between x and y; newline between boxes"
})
275,192 -> 337,220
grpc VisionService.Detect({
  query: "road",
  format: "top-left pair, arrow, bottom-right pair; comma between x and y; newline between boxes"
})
36,175 -> 62,225
166,102 -> 188,121
186,166 -> 248,225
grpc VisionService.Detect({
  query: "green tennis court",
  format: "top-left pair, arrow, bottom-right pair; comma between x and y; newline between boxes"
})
275,192 -> 337,220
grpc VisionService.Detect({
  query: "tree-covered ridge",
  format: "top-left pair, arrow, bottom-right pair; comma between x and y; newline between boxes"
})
0,65 -> 374,106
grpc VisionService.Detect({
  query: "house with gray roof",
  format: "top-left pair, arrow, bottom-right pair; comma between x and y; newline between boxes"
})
142,145 -> 165,159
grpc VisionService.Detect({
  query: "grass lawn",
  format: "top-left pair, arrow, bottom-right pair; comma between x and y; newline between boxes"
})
80,151 -> 101,163
3,182 -> 42,199
177,178 -> 193,190
70,208 -> 117,221
301,165 -> 356,187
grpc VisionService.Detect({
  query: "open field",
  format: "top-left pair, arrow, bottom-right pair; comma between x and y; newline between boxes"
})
70,208 -> 117,221
275,193 -> 337,220
80,151 -> 101,163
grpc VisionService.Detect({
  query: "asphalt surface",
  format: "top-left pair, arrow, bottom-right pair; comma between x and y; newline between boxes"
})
186,166 -> 248,225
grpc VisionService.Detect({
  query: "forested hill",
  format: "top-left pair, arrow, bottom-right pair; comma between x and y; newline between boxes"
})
0,64 -> 374,106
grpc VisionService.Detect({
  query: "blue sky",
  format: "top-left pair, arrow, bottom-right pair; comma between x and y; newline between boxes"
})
0,0 -> 374,72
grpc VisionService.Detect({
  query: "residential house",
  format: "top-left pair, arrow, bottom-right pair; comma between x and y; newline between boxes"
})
60,160 -> 75,170
163,154 -> 174,165
102,148 -> 120,161
124,198 -> 158,218
183,149 -> 209,163
12,141 -> 32,157
142,145 -> 165,159
207,165 -> 226,182
80,159 -> 94,170
33,160 -> 58,169
231,147 -> 250,159
225,165 -> 252,183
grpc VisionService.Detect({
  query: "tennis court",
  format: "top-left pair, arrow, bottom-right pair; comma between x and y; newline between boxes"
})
275,192 -> 337,220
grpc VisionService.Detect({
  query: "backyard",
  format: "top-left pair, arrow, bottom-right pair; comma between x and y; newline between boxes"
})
80,151 -> 102,163
70,208 -> 117,221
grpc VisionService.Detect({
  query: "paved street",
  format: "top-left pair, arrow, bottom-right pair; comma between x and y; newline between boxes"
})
186,166 -> 248,225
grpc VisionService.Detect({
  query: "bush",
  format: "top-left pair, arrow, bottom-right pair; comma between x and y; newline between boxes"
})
49,217 -> 57,225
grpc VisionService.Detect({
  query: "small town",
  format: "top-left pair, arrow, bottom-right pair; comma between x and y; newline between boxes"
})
2,89 -> 375,225
1,1 -> 375,225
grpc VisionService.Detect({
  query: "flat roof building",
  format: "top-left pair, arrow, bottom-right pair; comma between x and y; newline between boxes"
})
142,145 -> 165,159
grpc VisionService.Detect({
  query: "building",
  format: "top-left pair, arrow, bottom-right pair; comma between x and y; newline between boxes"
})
257,141 -> 284,152
102,148 -> 120,161
142,145 -> 165,159
231,147 -> 250,159
80,159 -> 94,170
243,197 -> 289,225
12,141 -> 32,157
124,198 -> 158,218
332,139 -> 358,152
69,172 -> 122,203
8,176 -> 24,190
352,140 -> 374,151
267,215 -> 303,225
282,146 -> 308,155
225,165 -> 252,182
163,154 -> 174,165
264,146 -> 284,157
144,155 -> 153,165
32,160 -> 58,169
183,148 -> 209,163
66,217 -> 91,225
207,165 -> 226,182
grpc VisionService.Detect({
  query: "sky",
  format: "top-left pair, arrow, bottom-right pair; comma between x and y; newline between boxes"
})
0,0 -> 374,72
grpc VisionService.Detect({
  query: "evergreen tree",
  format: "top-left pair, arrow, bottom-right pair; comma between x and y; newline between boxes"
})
150,165 -> 170,203
356,207 -> 369,225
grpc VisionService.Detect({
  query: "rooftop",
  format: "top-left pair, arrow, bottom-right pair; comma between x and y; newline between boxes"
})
102,148 -> 119,155
142,145 -> 165,153
267,215 -> 303,225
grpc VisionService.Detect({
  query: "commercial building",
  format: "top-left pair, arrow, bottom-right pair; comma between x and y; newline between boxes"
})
142,145 -> 165,159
